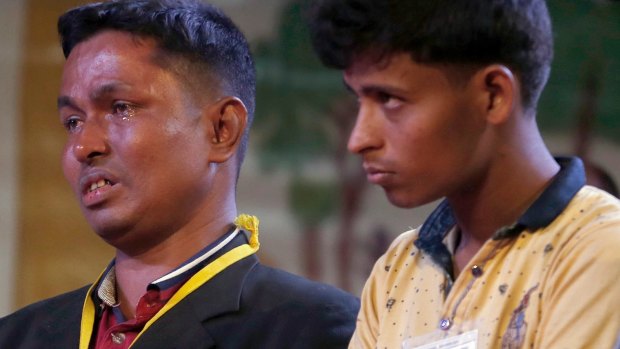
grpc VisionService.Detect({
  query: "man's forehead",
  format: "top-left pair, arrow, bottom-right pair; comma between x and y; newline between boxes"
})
62,31 -> 162,80
64,30 -> 159,71
61,29 -> 214,106
70,29 -> 156,52
59,33 -> 164,101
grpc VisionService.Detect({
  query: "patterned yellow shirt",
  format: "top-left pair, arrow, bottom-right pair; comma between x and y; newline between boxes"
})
351,159 -> 620,349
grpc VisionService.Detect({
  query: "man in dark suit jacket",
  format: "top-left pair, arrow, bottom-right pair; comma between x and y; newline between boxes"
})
0,233 -> 358,348
0,1 -> 359,347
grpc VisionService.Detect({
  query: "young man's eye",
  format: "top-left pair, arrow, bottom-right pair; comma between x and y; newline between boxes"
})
384,98 -> 402,110
377,92 -> 402,109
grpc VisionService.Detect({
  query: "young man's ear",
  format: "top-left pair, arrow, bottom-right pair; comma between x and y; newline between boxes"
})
472,64 -> 519,125
203,96 -> 248,163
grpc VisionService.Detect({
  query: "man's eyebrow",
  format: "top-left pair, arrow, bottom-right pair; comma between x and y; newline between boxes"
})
89,82 -> 127,101
57,83 -> 130,111
57,96 -> 78,110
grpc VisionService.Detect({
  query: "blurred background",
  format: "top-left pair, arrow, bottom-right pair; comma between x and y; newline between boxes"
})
0,0 -> 618,316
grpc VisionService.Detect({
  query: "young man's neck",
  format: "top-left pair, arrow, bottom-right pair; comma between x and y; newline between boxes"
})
449,125 -> 560,275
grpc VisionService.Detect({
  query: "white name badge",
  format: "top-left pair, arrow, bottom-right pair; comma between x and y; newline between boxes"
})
403,330 -> 478,349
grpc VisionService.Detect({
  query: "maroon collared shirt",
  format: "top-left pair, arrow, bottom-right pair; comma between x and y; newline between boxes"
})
89,228 -> 240,348
93,283 -> 184,349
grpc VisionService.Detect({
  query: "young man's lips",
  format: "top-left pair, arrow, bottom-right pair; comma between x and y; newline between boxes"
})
364,166 -> 393,184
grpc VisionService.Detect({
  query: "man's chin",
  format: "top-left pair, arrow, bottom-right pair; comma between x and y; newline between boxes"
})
88,217 -> 133,245
92,223 -> 169,256
94,229 -> 145,256
93,225 -> 128,244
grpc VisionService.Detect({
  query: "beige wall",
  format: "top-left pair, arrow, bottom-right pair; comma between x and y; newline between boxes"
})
0,0 -> 26,316
14,0 -> 113,311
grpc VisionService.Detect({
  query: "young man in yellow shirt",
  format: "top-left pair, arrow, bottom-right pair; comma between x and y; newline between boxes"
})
309,0 -> 620,348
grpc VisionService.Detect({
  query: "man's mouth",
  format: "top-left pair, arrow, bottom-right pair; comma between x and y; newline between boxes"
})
80,172 -> 117,195
88,179 -> 112,193
80,175 -> 118,208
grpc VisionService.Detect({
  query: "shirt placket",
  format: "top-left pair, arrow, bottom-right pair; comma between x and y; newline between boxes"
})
97,288 -> 169,349
440,239 -> 504,333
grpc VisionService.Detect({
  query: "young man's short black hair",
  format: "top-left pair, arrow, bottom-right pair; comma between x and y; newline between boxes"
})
58,0 -> 256,166
307,0 -> 553,111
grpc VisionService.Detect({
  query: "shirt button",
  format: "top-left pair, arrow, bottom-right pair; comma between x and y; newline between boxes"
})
439,318 -> 452,330
471,265 -> 483,277
111,332 -> 126,345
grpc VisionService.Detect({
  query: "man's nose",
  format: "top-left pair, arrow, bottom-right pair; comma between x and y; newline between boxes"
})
72,121 -> 109,163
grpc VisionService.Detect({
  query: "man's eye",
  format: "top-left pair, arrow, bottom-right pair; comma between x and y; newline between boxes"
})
112,102 -> 135,120
63,117 -> 82,132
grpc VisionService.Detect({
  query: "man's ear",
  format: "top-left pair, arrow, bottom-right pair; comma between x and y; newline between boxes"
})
472,65 -> 519,125
203,96 -> 248,163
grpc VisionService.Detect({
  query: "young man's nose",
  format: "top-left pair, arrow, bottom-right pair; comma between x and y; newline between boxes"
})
347,104 -> 382,154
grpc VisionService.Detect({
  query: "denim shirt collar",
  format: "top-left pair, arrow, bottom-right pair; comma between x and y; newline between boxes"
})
413,157 -> 586,279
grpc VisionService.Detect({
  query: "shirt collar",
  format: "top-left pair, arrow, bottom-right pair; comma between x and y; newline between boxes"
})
97,263 -> 118,308
508,156 -> 586,232
95,225 -> 241,307
414,157 -> 586,277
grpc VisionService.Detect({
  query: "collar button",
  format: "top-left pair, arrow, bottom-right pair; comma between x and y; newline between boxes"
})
439,318 -> 452,330
111,332 -> 126,345
471,265 -> 483,277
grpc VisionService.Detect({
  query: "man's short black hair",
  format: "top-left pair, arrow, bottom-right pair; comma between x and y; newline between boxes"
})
58,0 -> 256,167
308,0 -> 553,111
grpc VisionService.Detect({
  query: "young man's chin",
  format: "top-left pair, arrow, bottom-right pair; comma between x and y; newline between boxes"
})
383,186 -> 439,209
385,190 -> 418,209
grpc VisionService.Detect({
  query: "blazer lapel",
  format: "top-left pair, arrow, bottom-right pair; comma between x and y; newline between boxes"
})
131,235 -> 259,349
